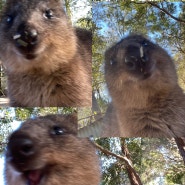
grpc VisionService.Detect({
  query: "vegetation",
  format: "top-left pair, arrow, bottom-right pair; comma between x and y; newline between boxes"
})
0,1 -> 185,184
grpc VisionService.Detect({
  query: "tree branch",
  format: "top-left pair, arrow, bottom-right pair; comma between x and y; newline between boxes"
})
121,139 -> 143,185
93,140 -> 142,185
175,137 -> 185,165
147,2 -> 185,24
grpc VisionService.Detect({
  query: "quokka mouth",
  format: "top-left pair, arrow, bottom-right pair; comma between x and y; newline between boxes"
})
13,34 -> 39,60
24,169 -> 44,185
24,53 -> 38,60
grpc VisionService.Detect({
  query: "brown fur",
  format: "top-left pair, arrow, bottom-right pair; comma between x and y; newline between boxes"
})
103,34 -> 185,137
0,0 -> 92,107
5,114 -> 101,185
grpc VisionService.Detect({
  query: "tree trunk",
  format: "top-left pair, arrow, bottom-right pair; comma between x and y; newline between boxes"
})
64,0 -> 72,21
94,139 -> 143,185
175,137 -> 185,165
0,65 -> 2,96
121,139 -> 143,185
92,92 -> 102,120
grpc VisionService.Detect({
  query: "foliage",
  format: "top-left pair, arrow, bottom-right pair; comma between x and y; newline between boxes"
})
92,3 -> 185,182
96,138 -> 185,185
92,1 -> 185,94
0,1 -> 185,184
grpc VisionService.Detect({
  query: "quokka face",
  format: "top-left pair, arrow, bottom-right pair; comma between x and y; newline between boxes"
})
105,34 -> 177,97
0,0 -> 77,70
103,34 -> 185,137
5,115 -> 101,185
0,0 -> 92,107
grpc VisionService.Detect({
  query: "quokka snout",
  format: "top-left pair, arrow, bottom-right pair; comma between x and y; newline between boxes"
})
0,0 -> 92,107
103,34 -> 185,137
5,114 -> 100,185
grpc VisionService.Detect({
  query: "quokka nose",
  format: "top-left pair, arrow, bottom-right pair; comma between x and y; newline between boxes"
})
14,23 -> 38,46
25,28 -> 38,39
22,28 -> 38,45
8,135 -> 35,159
124,45 -> 148,71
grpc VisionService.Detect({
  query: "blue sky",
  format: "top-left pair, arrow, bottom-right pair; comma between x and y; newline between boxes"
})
71,0 -> 91,24
0,1 -> 184,184
0,157 -> 4,185
93,1 -> 182,57
0,119 -> 21,185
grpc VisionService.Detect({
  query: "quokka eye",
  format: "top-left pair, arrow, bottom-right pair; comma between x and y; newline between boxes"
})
51,126 -> 66,135
43,9 -> 54,19
5,15 -> 14,24
142,41 -> 148,46
110,58 -> 117,66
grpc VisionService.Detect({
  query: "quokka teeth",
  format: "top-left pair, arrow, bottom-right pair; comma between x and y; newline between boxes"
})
13,34 -> 21,40
140,46 -> 144,58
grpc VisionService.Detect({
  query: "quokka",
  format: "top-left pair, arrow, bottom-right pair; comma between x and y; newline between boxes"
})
5,114 -> 101,185
0,0 -> 92,107
103,34 -> 185,137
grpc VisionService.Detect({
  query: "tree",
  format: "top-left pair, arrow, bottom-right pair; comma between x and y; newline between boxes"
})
94,138 -> 185,185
